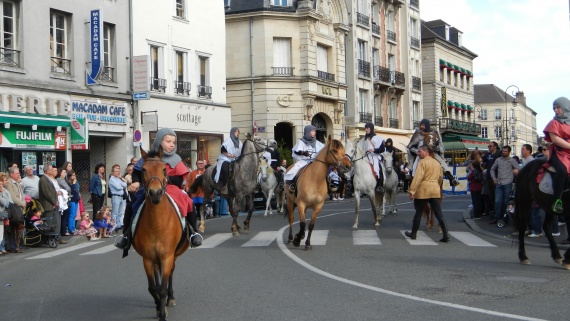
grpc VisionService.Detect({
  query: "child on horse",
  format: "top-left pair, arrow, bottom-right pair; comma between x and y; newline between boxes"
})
215,127 -> 243,195
115,128 -> 202,253
285,125 -> 324,193
544,97 -> 570,213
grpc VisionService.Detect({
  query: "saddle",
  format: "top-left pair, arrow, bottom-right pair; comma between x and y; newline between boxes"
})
131,193 -> 186,241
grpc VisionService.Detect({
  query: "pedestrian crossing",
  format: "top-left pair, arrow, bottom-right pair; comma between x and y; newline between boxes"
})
25,229 -> 497,260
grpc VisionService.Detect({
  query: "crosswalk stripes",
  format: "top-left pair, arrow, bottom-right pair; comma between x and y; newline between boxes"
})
25,230 -> 500,259
400,231 -> 438,245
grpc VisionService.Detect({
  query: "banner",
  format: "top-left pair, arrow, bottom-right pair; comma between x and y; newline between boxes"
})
71,118 -> 89,150
441,87 -> 448,118
86,9 -> 103,85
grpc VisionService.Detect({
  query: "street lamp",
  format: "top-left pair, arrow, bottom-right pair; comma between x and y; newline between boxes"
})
502,85 -> 520,148
473,104 -> 483,124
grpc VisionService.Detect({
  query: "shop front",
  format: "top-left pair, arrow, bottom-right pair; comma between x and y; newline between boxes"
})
442,133 -> 490,166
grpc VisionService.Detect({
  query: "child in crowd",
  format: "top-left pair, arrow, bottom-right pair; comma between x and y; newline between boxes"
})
93,206 -> 113,238
328,167 -> 342,201
30,208 -> 50,230
75,212 -> 98,240
102,206 -> 117,236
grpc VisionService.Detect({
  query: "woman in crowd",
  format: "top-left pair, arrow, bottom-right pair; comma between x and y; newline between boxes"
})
89,164 -> 106,219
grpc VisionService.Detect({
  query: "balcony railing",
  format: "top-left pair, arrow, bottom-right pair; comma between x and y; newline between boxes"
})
0,47 -> 20,67
373,65 -> 390,83
197,85 -> 212,98
412,76 -> 421,91
96,66 -> 115,82
389,118 -> 399,129
359,112 -> 372,123
387,30 -> 396,42
356,13 -> 369,27
372,23 -> 380,35
392,70 -> 405,87
150,77 -> 167,92
374,116 -> 384,127
317,70 -> 335,82
411,37 -> 420,48
271,66 -> 294,76
410,0 -> 419,9
358,59 -> 371,78
51,57 -> 71,75
174,81 -> 191,95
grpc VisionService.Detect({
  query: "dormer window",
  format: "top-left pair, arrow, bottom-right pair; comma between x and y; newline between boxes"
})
272,0 -> 291,7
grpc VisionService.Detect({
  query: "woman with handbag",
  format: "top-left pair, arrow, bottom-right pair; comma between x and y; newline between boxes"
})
89,164 -> 106,219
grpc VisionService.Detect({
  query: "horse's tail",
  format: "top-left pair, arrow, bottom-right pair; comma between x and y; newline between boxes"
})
188,175 -> 203,194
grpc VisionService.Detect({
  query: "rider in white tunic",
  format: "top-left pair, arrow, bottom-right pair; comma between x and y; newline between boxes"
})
364,122 -> 386,193
215,127 -> 243,193
284,125 -> 324,193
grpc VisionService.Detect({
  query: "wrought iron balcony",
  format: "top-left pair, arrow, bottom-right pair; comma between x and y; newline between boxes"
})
387,30 -> 396,42
358,59 -> 371,78
0,47 -> 20,67
356,13 -> 369,27
174,81 -> 191,95
317,70 -> 335,82
96,66 -> 115,82
51,57 -> 71,75
439,117 -> 482,135
373,65 -> 390,83
374,116 -> 384,127
412,76 -> 421,91
393,71 -> 405,87
389,118 -> 399,129
271,66 -> 294,76
197,85 -> 212,98
372,23 -> 380,35
150,77 -> 167,92
411,37 -> 420,49
359,112 -> 372,123
410,0 -> 419,9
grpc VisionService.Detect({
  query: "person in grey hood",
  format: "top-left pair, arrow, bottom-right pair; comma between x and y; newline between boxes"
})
284,125 -> 324,193
215,127 -> 243,194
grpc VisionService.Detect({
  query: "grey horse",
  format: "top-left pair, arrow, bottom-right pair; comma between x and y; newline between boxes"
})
381,151 -> 400,216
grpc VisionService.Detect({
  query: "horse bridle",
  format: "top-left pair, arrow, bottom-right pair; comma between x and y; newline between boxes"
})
314,145 -> 352,170
141,158 -> 167,197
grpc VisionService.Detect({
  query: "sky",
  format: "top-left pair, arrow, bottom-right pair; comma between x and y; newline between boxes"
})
420,0 -> 570,137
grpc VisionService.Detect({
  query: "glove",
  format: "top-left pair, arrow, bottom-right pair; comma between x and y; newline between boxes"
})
410,147 -> 418,155
303,151 -> 311,157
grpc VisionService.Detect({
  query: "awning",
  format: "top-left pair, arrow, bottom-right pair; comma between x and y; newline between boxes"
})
387,134 -> 411,152
443,134 -> 490,144
0,111 -> 71,127
444,141 -> 485,151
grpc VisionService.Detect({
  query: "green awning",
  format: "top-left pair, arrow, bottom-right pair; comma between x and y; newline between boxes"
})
0,111 -> 71,127
443,141 -> 486,151
443,134 -> 490,143
439,59 -> 446,65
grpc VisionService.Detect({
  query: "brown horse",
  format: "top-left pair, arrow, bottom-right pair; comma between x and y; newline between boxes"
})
133,149 -> 189,321
285,136 -> 352,250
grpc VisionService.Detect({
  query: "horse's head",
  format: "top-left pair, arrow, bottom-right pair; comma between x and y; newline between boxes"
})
382,151 -> 394,174
325,135 -> 352,174
258,158 -> 271,182
140,148 -> 167,205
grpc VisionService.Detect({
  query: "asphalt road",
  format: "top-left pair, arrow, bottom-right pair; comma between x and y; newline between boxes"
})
0,193 -> 568,321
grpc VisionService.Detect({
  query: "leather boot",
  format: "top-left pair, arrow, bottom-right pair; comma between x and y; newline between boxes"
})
185,213 -> 202,248
439,217 -> 450,242
375,177 -> 385,194
445,171 -> 459,186
287,179 -> 297,194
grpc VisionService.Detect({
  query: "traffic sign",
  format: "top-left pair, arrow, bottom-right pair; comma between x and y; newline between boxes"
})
134,129 -> 142,142
133,92 -> 150,100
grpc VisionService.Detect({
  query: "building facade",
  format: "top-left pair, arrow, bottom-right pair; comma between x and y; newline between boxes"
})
474,84 -> 537,156
225,0 -> 349,150
133,0 -> 230,167
421,19 -> 483,165
0,0 -> 132,198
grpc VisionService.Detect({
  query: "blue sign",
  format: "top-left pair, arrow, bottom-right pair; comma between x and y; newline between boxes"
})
133,92 -> 149,100
133,130 -> 142,142
86,9 -> 102,85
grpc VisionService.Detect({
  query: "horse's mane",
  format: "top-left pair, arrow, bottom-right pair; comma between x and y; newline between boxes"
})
146,151 -> 160,159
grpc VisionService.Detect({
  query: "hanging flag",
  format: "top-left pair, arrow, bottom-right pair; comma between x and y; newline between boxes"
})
86,9 -> 103,85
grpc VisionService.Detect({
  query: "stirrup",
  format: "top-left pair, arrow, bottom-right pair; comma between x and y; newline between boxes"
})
553,199 -> 563,214
288,184 -> 296,194
221,185 -> 228,195
190,233 -> 203,248
114,235 -> 129,250
375,186 -> 385,194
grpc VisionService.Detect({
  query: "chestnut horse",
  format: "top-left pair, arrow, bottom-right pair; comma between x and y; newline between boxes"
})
285,136 -> 352,250
133,149 -> 190,321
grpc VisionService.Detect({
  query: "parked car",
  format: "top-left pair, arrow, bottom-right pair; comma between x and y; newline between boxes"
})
253,189 -> 277,210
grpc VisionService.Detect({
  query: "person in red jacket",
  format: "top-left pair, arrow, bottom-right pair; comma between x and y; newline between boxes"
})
467,160 -> 484,219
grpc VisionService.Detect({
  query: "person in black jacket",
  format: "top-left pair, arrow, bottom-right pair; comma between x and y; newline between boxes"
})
481,141 -> 501,216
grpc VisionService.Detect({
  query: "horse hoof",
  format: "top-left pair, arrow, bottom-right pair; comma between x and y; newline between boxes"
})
374,224 -> 380,230
232,231 -> 240,237
554,258 -> 563,265
198,225 -> 205,233
305,245 -> 312,251
293,238 -> 301,247
563,261 -> 570,270
520,259 -> 531,265
352,227 -> 358,231
167,298 -> 176,307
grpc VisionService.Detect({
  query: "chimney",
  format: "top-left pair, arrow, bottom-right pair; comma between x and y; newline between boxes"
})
515,92 -> 526,105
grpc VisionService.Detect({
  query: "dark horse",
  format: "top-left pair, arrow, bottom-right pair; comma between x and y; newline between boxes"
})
189,134 -> 264,236
285,136 -> 352,250
515,158 -> 570,269
133,149 -> 190,320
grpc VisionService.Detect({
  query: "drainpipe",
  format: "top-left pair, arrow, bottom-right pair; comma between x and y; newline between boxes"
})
129,0 -> 137,158
250,17 -> 255,135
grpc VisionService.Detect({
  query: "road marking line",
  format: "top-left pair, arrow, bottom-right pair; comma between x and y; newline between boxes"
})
277,214 -> 547,321
198,233 -> 233,249
80,244 -> 118,255
401,230 -> 438,245
242,231 -> 276,247
26,242 -> 102,259
305,230 -> 328,245
449,231 -> 496,247
353,230 -> 381,245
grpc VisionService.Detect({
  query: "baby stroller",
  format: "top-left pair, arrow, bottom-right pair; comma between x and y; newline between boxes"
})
23,198 -> 60,248
497,189 -> 516,228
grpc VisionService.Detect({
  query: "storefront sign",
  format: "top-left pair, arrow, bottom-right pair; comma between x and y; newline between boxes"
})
0,125 -> 59,149
71,118 -> 89,150
176,112 -> 202,126
133,55 -> 149,92
71,100 -> 127,124
86,9 -> 103,85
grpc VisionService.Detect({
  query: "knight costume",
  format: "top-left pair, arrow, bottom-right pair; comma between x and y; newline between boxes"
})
285,125 -> 324,193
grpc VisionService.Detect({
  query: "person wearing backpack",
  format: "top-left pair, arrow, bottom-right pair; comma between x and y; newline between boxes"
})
467,160 -> 484,220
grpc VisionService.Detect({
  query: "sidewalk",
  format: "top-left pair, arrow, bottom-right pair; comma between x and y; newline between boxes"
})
462,207 -> 570,249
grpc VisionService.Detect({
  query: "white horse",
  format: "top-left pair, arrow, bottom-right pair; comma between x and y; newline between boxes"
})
345,139 -> 384,230
381,151 -> 400,216
258,158 -> 286,216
